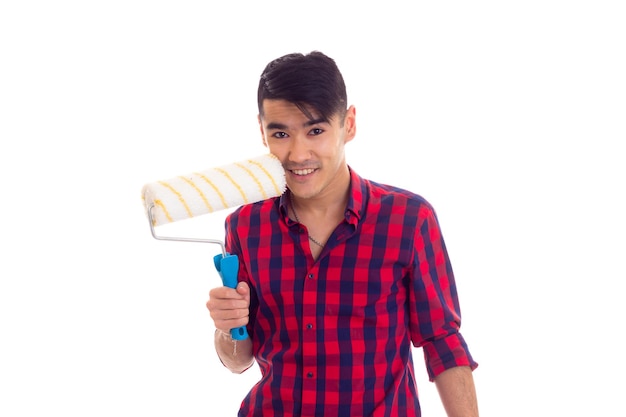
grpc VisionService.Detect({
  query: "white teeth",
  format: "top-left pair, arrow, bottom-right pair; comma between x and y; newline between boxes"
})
292,168 -> 315,176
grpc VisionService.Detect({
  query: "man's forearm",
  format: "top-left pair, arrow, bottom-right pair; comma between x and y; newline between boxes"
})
435,366 -> 479,417
214,329 -> 255,374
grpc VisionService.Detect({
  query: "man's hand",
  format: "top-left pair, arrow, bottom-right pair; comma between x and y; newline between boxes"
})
206,282 -> 251,336
206,282 -> 254,373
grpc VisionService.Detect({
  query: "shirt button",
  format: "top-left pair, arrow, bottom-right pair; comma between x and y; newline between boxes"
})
307,372 -> 314,378
308,274 -> 314,279
306,323 -> 313,329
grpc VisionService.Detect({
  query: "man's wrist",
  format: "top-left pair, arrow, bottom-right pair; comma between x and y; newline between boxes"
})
215,328 -> 238,356
215,328 -> 233,340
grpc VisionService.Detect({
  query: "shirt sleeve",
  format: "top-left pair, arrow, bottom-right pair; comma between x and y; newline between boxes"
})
408,204 -> 478,381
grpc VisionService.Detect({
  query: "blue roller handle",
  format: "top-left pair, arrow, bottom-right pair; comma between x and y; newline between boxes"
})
213,253 -> 249,341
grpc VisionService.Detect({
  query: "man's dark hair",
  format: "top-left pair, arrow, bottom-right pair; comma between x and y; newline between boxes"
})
257,51 -> 348,123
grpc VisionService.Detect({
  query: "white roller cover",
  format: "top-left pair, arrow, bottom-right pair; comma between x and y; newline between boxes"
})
142,153 -> 286,226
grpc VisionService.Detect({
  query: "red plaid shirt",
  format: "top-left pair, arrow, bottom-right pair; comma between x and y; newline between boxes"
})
224,168 -> 477,417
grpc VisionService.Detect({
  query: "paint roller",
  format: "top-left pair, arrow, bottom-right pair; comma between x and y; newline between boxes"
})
142,153 -> 286,340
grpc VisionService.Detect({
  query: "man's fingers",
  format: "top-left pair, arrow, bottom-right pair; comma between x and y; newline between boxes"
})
209,286 -> 244,300
213,313 -> 250,333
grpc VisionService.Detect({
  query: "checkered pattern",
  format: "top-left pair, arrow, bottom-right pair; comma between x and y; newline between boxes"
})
224,168 -> 477,417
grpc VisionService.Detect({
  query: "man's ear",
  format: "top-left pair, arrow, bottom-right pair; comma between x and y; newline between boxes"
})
343,105 -> 357,143
258,114 -> 267,147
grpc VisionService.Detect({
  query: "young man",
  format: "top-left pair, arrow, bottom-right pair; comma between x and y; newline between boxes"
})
207,51 -> 479,417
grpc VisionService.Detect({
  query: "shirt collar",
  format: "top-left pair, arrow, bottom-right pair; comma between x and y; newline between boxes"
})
345,166 -> 365,225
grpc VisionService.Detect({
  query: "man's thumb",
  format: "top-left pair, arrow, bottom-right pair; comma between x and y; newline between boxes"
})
236,281 -> 249,296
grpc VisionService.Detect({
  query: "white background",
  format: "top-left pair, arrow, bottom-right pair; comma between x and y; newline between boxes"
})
1,1 -> 625,416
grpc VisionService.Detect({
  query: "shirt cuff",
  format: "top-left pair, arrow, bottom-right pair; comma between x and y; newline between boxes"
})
423,332 -> 478,381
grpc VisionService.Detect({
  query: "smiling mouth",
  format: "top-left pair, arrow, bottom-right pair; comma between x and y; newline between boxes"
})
290,168 -> 316,176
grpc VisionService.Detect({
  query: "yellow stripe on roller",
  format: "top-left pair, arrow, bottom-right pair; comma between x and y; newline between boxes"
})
195,173 -> 229,209
154,199 -> 173,224
247,158 -> 283,195
158,180 -> 194,219
234,162 -> 269,200
214,167 -> 249,205
181,175 -> 214,213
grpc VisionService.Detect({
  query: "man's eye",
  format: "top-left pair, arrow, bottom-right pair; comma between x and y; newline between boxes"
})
310,128 -> 324,135
272,132 -> 288,139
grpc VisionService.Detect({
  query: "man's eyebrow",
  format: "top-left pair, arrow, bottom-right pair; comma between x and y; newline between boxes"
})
266,122 -> 288,130
304,118 -> 328,127
266,118 -> 329,131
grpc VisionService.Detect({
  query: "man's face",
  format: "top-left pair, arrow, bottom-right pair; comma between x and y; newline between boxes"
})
258,99 -> 356,201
